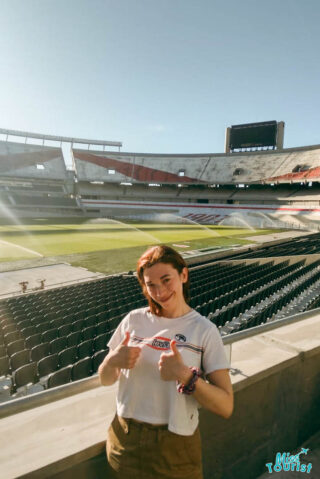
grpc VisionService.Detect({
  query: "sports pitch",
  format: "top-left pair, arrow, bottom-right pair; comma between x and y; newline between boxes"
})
0,218 -> 283,275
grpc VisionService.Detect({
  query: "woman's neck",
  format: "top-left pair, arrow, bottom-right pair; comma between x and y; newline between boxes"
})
161,302 -> 191,318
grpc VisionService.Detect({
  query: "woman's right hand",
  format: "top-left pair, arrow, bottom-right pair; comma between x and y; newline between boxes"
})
108,331 -> 142,369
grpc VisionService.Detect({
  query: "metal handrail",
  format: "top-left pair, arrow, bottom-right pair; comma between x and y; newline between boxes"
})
0,128 -> 122,148
0,307 -> 319,419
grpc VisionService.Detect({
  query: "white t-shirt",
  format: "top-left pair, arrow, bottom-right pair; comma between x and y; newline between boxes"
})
107,307 -> 230,436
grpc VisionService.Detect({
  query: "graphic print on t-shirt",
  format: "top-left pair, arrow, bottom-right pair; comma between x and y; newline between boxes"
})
130,334 -> 203,355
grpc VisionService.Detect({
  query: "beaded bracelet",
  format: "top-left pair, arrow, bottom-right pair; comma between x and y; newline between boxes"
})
177,367 -> 202,395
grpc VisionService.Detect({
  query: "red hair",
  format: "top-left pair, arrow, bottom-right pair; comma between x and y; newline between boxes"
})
136,245 -> 190,316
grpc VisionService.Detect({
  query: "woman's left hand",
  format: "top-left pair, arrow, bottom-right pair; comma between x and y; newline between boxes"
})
158,340 -> 192,383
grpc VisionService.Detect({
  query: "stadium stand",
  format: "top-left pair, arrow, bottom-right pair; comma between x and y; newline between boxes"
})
72,145 -> 320,184
0,141 -> 66,180
1,137 -> 320,229
0,140 -> 82,217
0,132 -> 320,479
1,231 -> 320,401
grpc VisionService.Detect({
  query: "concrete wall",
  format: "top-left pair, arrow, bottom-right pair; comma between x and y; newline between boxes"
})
0,141 -> 67,180
73,145 -> 320,184
200,347 -> 319,478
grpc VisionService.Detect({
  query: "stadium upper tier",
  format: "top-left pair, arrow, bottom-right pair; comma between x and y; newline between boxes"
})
73,144 -> 320,185
0,141 -> 67,180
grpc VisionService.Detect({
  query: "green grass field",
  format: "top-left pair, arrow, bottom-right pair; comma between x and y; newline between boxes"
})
0,217 -> 284,274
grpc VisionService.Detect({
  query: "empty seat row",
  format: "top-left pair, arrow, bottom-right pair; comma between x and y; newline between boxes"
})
1,331 -> 113,371
9,349 -> 108,396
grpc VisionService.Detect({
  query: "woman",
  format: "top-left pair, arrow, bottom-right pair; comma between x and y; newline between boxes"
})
99,245 -> 233,479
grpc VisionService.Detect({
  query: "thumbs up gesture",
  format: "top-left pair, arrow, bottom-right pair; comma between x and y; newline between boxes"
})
108,331 -> 142,369
158,340 -> 190,382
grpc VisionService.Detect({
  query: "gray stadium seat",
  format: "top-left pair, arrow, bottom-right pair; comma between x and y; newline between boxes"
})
38,354 -> 59,380
77,340 -> 94,360
7,339 -> 25,357
31,343 -> 50,362
12,362 -> 42,394
47,365 -> 72,389
92,350 -> 108,373
10,349 -> 31,371
58,346 -> 77,368
72,357 -> 92,381
0,356 -> 11,377
50,337 -> 67,354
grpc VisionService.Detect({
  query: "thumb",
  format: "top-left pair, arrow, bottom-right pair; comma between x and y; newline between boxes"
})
121,331 -> 130,346
170,339 -> 179,355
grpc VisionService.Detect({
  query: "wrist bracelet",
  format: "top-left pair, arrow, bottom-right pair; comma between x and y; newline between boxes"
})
177,367 -> 202,395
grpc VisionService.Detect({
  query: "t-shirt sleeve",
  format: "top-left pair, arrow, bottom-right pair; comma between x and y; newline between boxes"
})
202,322 -> 230,374
107,313 -> 130,350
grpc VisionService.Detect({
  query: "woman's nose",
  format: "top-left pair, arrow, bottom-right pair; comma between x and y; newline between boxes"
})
155,285 -> 165,297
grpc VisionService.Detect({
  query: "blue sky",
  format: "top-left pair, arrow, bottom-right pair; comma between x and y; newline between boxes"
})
0,0 -> 319,154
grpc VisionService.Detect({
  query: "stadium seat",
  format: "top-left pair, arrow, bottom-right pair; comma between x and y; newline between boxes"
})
21,325 -> 37,338
72,319 -> 85,332
4,330 -> 21,345
10,349 -> 31,371
38,354 -> 60,380
25,333 -> 42,349
92,349 -> 108,373
3,324 -> 18,336
42,328 -> 59,343
12,362 -> 42,395
58,346 -> 77,368
49,318 -> 65,329
7,339 -> 26,357
67,331 -> 82,347
0,355 -> 11,377
50,337 -> 67,354
0,345 -> 6,357
73,310 -> 87,321
84,315 -> 96,328
94,333 -> 110,352
96,321 -> 109,335
72,357 -> 92,381
43,312 -> 57,322
77,339 -> 94,360
82,326 -> 96,341
97,311 -> 111,322
36,321 -> 52,334
30,343 -> 51,362
47,365 -> 72,389
58,323 -> 73,337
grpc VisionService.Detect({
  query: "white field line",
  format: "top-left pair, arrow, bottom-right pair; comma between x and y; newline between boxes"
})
0,239 -> 43,257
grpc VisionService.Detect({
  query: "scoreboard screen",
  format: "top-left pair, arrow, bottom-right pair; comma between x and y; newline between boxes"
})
229,121 -> 277,149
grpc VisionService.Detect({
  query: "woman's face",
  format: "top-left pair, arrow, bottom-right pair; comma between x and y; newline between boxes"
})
143,262 -> 188,315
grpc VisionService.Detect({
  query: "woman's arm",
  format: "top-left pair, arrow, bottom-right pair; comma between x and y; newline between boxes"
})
177,367 -> 233,419
159,340 -> 233,419
98,349 -> 121,386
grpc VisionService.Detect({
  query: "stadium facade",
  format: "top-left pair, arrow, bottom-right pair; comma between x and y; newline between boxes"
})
0,130 -> 319,230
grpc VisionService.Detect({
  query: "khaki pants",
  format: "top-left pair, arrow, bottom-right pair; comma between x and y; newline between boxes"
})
106,414 -> 203,479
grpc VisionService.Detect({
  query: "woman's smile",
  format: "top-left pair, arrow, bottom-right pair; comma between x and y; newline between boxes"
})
143,262 -> 190,318
158,292 -> 174,303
